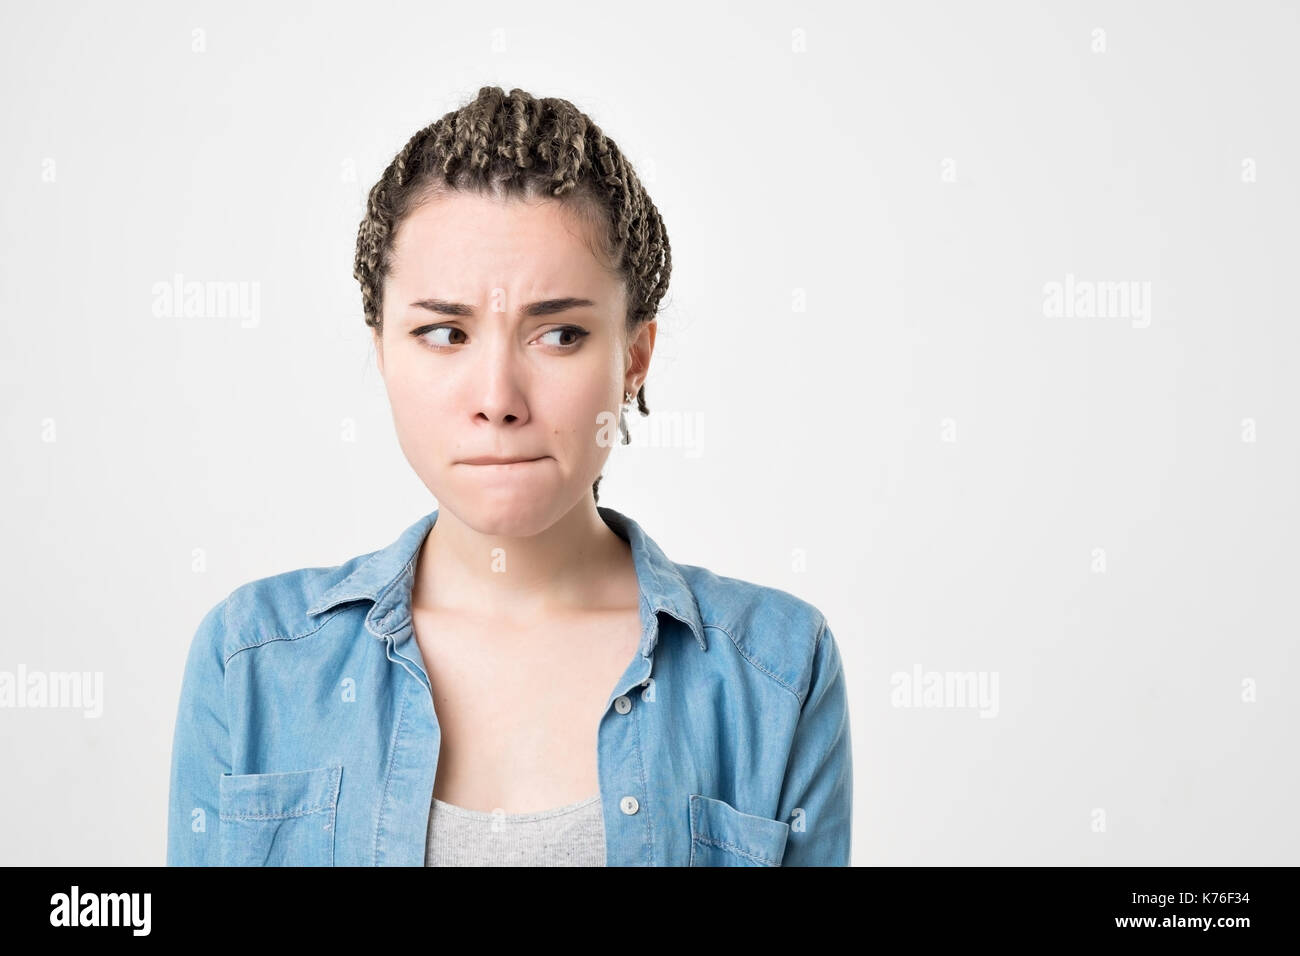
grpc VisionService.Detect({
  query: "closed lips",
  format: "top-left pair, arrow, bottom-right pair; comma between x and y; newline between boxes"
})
459,456 -> 545,465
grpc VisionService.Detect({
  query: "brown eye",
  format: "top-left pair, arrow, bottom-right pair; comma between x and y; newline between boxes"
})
420,326 -> 465,347
538,326 -> 590,349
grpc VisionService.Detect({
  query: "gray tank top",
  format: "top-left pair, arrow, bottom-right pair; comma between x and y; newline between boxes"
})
424,792 -> 606,866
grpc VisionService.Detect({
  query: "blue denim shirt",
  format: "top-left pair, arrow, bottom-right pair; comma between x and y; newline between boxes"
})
166,506 -> 852,866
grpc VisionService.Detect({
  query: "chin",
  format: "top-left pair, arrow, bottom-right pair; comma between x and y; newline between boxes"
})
438,483 -> 574,539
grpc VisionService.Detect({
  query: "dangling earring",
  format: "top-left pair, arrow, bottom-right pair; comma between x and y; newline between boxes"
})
619,389 -> 635,444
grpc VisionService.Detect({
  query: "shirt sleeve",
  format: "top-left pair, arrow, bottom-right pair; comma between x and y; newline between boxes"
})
775,616 -> 853,866
166,598 -> 231,866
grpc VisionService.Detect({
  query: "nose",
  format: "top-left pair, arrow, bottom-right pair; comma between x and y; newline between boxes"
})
472,333 -> 530,427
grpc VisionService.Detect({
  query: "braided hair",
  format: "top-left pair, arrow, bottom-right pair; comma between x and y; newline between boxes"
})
354,86 -> 671,503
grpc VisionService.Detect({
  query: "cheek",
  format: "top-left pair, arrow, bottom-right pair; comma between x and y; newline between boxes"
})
384,364 -> 449,444
542,377 -> 618,443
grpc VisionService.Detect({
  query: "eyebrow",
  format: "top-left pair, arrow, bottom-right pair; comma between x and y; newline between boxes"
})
407,297 -> 597,317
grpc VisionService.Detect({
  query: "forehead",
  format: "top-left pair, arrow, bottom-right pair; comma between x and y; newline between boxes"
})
387,191 -> 617,292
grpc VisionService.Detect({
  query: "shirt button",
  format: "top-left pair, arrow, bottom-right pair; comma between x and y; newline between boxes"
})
620,795 -> 639,815
614,695 -> 632,714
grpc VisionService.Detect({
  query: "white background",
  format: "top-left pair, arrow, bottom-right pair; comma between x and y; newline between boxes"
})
1,0 -> 1296,865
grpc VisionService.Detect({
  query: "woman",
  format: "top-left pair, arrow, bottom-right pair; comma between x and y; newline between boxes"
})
166,86 -> 852,867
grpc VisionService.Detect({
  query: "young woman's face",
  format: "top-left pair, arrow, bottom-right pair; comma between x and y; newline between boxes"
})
374,190 -> 653,536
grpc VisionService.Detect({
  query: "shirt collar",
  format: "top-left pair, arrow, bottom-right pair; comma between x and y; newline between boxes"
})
306,506 -> 707,656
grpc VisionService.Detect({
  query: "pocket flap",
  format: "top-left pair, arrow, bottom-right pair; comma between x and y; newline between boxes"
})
688,793 -> 790,866
220,766 -> 341,820
218,766 -> 342,866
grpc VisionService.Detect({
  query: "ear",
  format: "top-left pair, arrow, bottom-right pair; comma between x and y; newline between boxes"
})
625,319 -> 656,392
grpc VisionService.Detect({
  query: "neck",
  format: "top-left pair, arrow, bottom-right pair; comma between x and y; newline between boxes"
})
411,498 -> 632,623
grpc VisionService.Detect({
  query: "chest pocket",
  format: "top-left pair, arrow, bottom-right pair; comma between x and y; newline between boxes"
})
219,766 -> 342,866
688,794 -> 791,866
